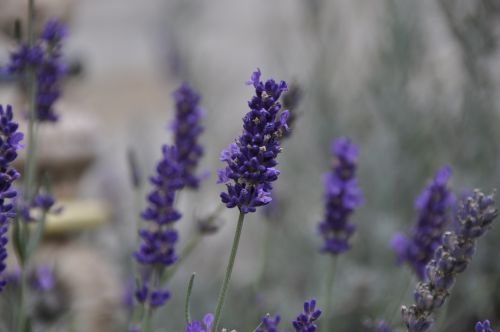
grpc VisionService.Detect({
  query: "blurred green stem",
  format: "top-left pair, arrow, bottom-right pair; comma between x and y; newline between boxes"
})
323,255 -> 338,332
18,1 -> 37,331
212,211 -> 245,332
184,273 -> 196,325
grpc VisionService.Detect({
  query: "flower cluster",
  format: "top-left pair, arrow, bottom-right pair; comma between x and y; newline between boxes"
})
392,166 -> 454,279
476,320 -> 494,332
172,83 -> 205,188
318,137 -> 363,254
401,190 -> 497,332
6,20 -> 67,122
256,314 -> 281,332
0,105 -> 23,293
134,145 -> 183,307
186,313 -> 214,332
292,299 -> 322,332
217,69 -> 289,213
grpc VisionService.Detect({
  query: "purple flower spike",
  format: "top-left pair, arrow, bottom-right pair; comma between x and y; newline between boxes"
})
218,69 -> 289,214
292,299 -> 322,332
256,314 -> 281,332
318,137 -> 363,255
172,83 -> 205,188
134,145 -> 182,308
186,313 -> 214,332
476,320 -> 494,332
0,105 -> 23,293
6,20 -> 68,122
392,166 -> 454,279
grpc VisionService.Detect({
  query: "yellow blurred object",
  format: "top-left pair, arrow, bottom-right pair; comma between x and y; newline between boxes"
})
43,200 -> 111,235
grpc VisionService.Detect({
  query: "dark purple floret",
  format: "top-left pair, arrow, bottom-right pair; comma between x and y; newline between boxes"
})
281,82 -> 302,138
172,83 -> 205,189
6,20 -> 67,122
134,145 -> 182,308
401,190 -> 497,332
392,166 -> 454,279
256,314 -> 281,332
0,105 -> 23,293
186,313 -> 214,332
292,299 -> 322,332
318,137 -> 363,255
218,69 -> 289,214
476,320 -> 494,332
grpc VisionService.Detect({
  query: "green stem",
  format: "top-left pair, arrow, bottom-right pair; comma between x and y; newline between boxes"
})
185,273 -> 196,325
322,255 -> 338,332
254,219 -> 271,291
211,212 -> 245,332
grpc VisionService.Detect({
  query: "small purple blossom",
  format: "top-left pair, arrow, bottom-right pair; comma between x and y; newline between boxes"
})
172,83 -> 205,188
218,69 -> 289,214
392,166 -> 454,279
292,299 -> 322,332
186,313 -> 214,332
0,105 -> 23,293
476,320 -> 494,332
41,20 -> 68,43
318,137 -> 363,254
256,314 -> 281,332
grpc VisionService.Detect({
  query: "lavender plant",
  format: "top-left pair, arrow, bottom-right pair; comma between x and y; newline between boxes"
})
392,166 -> 454,279
213,69 -> 289,332
133,145 -> 183,331
401,190 -> 497,332
318,137 -> 362,332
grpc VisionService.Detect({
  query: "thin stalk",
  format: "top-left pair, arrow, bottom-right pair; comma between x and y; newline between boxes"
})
322,255 -> 338,332
162,233 -> 201,284
141,269 -> 159,332
211,212 -> 245,332
18,1 -> 37,331
184,273 -> 196,325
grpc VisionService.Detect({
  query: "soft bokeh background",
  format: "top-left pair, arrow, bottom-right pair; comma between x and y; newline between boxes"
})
1,0 -> 500,331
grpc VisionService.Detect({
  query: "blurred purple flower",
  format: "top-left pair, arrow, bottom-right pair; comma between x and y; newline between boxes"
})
218,69 -> 289,214
172,83 -> 205,189
0,105 -> 23,293
34,265 -> 55,291
318,137 -> 363,255
256,314 -> 281,332
186,313 -> 214,332
392,166 -> 454,279
476,320 -> 494,332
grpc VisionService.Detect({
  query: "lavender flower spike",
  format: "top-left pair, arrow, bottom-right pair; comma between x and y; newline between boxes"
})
218,69 -> 289,213
6,20 -> 67,122
0,105 -> 24,293
392,166 -> 454,279
401,190 -> 498,332
476,320 -> 494,332
318,137 -> 363,254
134,145 -> 182,307
292,299 -> 322,332
172,83 -> 205,188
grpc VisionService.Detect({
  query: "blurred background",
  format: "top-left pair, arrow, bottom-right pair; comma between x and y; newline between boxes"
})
0,0 -> 500,331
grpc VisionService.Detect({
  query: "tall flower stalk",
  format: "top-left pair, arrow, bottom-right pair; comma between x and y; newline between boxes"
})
214,69 -> 289,332
401,190 -> 497,332
318,137 -> 363,332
